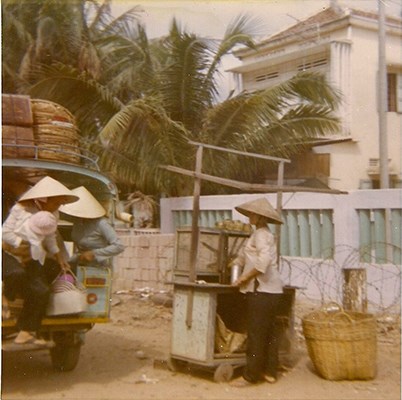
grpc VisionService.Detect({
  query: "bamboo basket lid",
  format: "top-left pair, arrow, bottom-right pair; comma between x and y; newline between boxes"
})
31,99 -> 76,125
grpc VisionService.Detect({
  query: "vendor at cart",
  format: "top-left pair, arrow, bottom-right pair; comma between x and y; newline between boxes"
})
230,197 -> 284,387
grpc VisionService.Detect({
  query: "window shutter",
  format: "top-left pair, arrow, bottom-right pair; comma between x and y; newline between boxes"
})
397,73 -> 402,113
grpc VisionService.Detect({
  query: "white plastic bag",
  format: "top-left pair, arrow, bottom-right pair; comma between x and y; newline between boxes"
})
46,272 -> 88,316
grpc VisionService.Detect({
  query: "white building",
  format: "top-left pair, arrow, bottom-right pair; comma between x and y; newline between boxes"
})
229,3 -> 402,191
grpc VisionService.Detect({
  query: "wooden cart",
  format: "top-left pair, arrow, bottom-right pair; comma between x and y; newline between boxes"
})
169,283 -> 245,382
164,141 -> 340,382
169,282 -> 297,382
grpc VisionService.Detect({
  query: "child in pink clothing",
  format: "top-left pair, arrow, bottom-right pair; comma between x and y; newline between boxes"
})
14,211 -> 59,266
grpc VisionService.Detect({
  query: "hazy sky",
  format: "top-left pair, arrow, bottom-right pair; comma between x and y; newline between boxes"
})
113,0 -> 402,40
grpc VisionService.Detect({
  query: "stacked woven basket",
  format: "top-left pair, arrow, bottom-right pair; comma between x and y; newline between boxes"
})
302,303 -> 377,381
1,94 -> 81,165
31,99 -> 81,164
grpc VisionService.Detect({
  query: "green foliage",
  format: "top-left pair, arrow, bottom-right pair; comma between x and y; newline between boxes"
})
2,0 -> 341,197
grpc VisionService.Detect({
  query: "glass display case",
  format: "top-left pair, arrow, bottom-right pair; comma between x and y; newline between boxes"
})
173,227 -> 249,283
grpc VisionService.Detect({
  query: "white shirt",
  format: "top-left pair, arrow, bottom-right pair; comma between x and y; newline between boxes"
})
2,203 -> 59,264
233,226 -> 283,294
14,218 -> 58,265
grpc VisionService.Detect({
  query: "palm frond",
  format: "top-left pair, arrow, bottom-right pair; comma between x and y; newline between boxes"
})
85,0 -> 112,33
197,72 -> 341,188
207,13 -> 261,85
274,71 -> 342,109
202,89 -> 282,146
159,21 -> 215,130
26,63 -> 123,137
97,23 -> 157,100
204,70 -> 341,145
1,6 -> 33,46
102,5 -> 144,35
95,96 -> 192,194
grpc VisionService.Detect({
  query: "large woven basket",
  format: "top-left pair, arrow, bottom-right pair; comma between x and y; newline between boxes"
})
302,304 -> 377,381
31,99 -> 82,165
31,99 -> 76,125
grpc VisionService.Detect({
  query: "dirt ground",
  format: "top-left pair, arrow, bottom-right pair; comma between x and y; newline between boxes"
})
2,290 -> 401,400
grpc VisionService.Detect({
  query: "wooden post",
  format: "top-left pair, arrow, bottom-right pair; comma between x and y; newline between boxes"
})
342,268 -> 367,312
186,145 -> 203,328
189,144 -> 203,281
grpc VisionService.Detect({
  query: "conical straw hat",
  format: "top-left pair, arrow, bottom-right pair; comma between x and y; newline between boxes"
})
235,197 -> 283,224
18,176 -> 79,204
59,186 -> 106,218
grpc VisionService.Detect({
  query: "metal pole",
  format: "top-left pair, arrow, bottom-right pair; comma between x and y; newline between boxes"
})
378,0 -> 389,189
378,0 -> 392,259
276,161 -> 285,265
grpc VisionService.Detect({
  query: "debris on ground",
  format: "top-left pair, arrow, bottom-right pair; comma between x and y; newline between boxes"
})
135,374 -> 159,384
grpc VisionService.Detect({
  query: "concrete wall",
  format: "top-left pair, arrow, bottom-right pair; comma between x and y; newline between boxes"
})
112,233 -> 175,293
112,189 -> 401,311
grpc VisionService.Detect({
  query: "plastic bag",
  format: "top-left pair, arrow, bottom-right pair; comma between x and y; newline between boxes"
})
46,272 -> 88,316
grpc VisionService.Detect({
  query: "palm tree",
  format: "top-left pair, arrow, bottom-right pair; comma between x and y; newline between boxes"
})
2,0 -> 145,140
2,1 -> 341,197
95,17 -> 341,195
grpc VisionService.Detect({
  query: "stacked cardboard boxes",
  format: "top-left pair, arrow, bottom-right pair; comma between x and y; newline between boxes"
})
2,94 -> 35,158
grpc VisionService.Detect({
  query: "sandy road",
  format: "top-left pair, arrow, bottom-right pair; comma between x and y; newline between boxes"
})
2,294 -> 400,400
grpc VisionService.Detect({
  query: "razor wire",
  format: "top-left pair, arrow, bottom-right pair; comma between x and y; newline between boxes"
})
280,243 -> 401,315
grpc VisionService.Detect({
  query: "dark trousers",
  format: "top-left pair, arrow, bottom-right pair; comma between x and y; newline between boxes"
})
2,251 -> 54,332
243,292 -> 283,383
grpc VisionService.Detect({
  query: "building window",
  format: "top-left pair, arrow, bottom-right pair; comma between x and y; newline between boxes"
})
297,57 -> 328,72
280,209 -> 334,259
255,71 -> 279,83
387,73 -> 402,112
251,53 -> 329,87
173,209 -> 233,230
366,158 -> 399,188
365,178 -> 400,190
358,208 -> 402,265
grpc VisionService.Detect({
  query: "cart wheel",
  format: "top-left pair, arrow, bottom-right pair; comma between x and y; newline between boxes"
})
214,364 -> 234,382
50,343 -> 81,372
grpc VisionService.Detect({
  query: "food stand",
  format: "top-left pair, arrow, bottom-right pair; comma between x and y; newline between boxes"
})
163,141 -> 342,382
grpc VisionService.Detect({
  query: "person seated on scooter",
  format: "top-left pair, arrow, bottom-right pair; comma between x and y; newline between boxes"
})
2,211 -> 59,319
59,186 -> 125,270
2,176 -> 78,345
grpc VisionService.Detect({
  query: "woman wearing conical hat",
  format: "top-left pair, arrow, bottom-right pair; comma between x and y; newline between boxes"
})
59,186 -> 125,269
230,197 -> 284,387
2,176 -> 78,345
